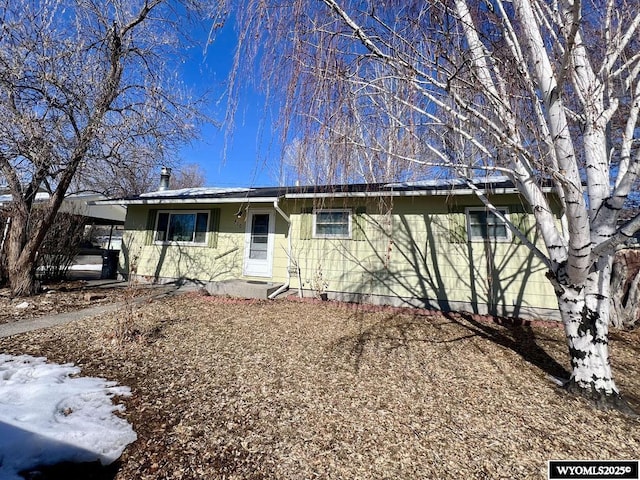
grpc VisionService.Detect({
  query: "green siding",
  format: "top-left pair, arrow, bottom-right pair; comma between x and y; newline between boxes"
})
287,196 -> 558,315
120,194 -> 560,317
352,206 -> 367,241
447,213 -> 467,244
121,203 -> 290,284
299,207 -> 313,240
208,208 -> 221,248
145,209 -> 158,245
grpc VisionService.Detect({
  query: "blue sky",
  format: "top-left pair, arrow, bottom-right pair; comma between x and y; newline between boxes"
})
177,21 -> 280,188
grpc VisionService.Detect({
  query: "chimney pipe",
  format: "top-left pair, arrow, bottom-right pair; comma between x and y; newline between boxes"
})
159,167 -> 171,191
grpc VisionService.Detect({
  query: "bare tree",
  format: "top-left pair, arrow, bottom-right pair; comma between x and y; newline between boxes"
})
231,0 -> 640,407
77,161 -> 206,196
171,162 -> 206,190
0,0 -> 223,295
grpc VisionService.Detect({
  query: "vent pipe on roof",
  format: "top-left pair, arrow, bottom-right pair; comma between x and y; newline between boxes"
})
159,167 -> 171,191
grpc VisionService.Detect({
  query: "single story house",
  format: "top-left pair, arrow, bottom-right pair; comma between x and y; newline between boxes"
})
103,176 -> 562,320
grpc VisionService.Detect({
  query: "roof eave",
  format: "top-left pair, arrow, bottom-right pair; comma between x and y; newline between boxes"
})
284,186 -> 552,199
95,184 -> 555,205
96,196 -> 280,206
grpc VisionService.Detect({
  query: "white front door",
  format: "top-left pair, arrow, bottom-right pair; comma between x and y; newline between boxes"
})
243,210 -> 275,277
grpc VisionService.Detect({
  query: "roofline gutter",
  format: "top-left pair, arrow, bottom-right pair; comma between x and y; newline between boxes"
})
272,197 -> 290,223
95,185 -> 555,205
283,187 -> 552,199
95,196 -> 279,206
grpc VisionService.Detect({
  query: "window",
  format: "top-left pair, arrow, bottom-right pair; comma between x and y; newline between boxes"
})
313,209 -> 351,239
466,207 -> 510,241
249,213 -> 270,260
154,211 -> 209,244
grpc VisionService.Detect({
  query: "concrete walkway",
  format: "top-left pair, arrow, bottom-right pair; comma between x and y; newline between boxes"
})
0,283 -> 196,338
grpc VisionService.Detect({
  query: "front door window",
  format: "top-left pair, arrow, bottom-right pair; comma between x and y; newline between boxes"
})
249,214 -> 269,259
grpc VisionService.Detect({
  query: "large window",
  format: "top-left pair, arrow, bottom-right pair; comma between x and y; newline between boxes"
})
313,209 -> 351,239
155,211 -> 209,244
466,207 -> 510,241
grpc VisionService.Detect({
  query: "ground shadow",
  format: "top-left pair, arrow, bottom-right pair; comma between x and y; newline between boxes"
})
0,421 -> 121,480
21,460 -> 121,480
330,307 -> 569,383
330,309 -> 473,373
444,312 -> 570,381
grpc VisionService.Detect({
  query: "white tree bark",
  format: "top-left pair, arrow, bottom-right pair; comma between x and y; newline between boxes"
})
231,0 -> 640,404
559,283 -> 616,394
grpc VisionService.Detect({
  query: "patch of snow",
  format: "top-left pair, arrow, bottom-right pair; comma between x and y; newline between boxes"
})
0,355 -> 137,479
385,175 -> 511,189
140,187 -> 252,198
14,302 -> 30,309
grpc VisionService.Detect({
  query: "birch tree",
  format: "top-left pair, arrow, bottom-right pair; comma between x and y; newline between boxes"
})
231,0 -> 640,407
0,0 -> 222,295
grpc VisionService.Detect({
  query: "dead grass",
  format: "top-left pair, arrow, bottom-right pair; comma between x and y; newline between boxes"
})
1,292 -> 639,479
0,281 -> 153,324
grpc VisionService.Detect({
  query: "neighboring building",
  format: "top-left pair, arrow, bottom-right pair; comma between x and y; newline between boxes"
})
0,190 -> 127,279
0,190 -> 126,236
102,176 -> 562,320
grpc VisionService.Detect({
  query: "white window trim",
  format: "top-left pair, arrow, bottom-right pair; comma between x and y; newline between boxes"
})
312,208 -> 352,239
154,209 -> 210,246
465,207 -> 511,242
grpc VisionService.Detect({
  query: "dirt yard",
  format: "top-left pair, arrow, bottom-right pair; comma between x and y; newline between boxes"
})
1,292 -> 639,479
0,280 -> 154,324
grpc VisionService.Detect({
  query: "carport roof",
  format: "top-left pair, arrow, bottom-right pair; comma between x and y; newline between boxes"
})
0,192 -> 126,224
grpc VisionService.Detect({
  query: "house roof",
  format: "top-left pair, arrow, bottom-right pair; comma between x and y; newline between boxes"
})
99,176 -> 549,206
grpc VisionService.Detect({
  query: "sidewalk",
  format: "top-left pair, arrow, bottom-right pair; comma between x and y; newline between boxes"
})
0,283 -> 196,338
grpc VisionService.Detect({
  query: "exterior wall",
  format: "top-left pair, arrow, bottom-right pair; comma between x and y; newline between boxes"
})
119,203 -> 290,285
284,195 -> 560,320
120,193 -> 560,319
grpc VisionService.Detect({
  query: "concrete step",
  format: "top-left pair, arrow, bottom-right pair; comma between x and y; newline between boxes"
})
205,280 -> 283,299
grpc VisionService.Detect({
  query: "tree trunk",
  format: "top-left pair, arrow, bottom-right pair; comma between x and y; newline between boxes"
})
586,254 -> 614,328
610,249 -> 640,329
6,208 -> 38,297
557,284 -> 628,409
8,257 -> 36,297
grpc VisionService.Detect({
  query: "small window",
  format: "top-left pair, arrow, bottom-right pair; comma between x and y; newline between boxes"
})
154,211 -> 209,244
313,209 -> 351,239
466,207 -> 510,241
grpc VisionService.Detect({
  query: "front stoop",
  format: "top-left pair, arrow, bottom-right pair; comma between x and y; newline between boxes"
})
205,280 -> 283,300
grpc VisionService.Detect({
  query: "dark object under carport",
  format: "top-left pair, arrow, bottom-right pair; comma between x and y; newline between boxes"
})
101,250 -> 119,279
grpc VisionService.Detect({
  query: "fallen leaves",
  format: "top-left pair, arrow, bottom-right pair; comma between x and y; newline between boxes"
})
1,292 -> 638,479
0,281 -> 155,324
